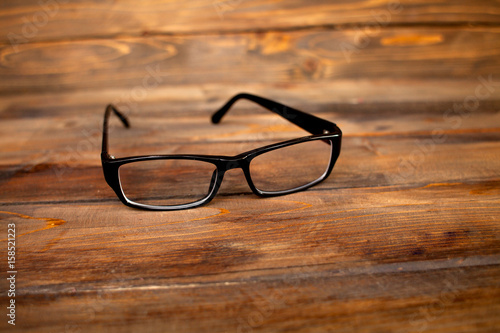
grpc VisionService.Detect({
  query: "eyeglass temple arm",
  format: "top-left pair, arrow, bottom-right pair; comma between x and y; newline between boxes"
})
101,104 -> 130,157
101,94 -> 338,157
211,93 -> 340,135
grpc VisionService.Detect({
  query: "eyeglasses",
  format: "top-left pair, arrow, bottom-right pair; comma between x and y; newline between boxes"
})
101,93 -> 342,210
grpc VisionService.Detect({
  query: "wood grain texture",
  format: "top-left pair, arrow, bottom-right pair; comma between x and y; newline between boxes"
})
1,109 -> 500,203
1,0 -> 500,332
0,28 -> 500,94
1,0 -> 499,44
0,85 -> 499,332
1,27 -> 500,95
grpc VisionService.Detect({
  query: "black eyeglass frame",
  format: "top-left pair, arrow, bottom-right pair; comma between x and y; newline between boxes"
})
101,93 -> 342,211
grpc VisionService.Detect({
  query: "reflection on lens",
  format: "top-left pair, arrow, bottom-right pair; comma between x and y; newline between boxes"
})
119,159 -> 216,207
250,139 -> 332,193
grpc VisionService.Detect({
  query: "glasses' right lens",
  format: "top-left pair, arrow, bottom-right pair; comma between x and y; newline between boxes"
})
250,139 -> 332,193
119,159 -> 217,207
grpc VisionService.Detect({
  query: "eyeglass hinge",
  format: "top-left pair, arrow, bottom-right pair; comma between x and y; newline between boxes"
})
109,155 -> 115,159
323,130 -> 329,134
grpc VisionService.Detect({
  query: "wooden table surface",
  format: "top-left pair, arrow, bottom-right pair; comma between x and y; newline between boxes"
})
1,1 -> 500,332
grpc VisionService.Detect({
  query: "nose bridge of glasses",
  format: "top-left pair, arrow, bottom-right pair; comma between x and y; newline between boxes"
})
220,157 -> 247,172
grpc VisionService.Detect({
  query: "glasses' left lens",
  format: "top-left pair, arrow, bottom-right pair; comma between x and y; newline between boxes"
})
119,159 -> 217,207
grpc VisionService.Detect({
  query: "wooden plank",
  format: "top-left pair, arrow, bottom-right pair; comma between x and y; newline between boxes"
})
2,79 -> 497,116
1,264 -> 499,332
2,183 -> 500,283
0,183 -> 499,331
0,128 -> 500,203
3,80 -> 499,161
1,27 -> 500,94
1,0 -> 499,45
1,92 -> 499,202
1,133 -> 500,204
1,5 -> 499,326
3,97 -> 500,158
1,94 -> 499,331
